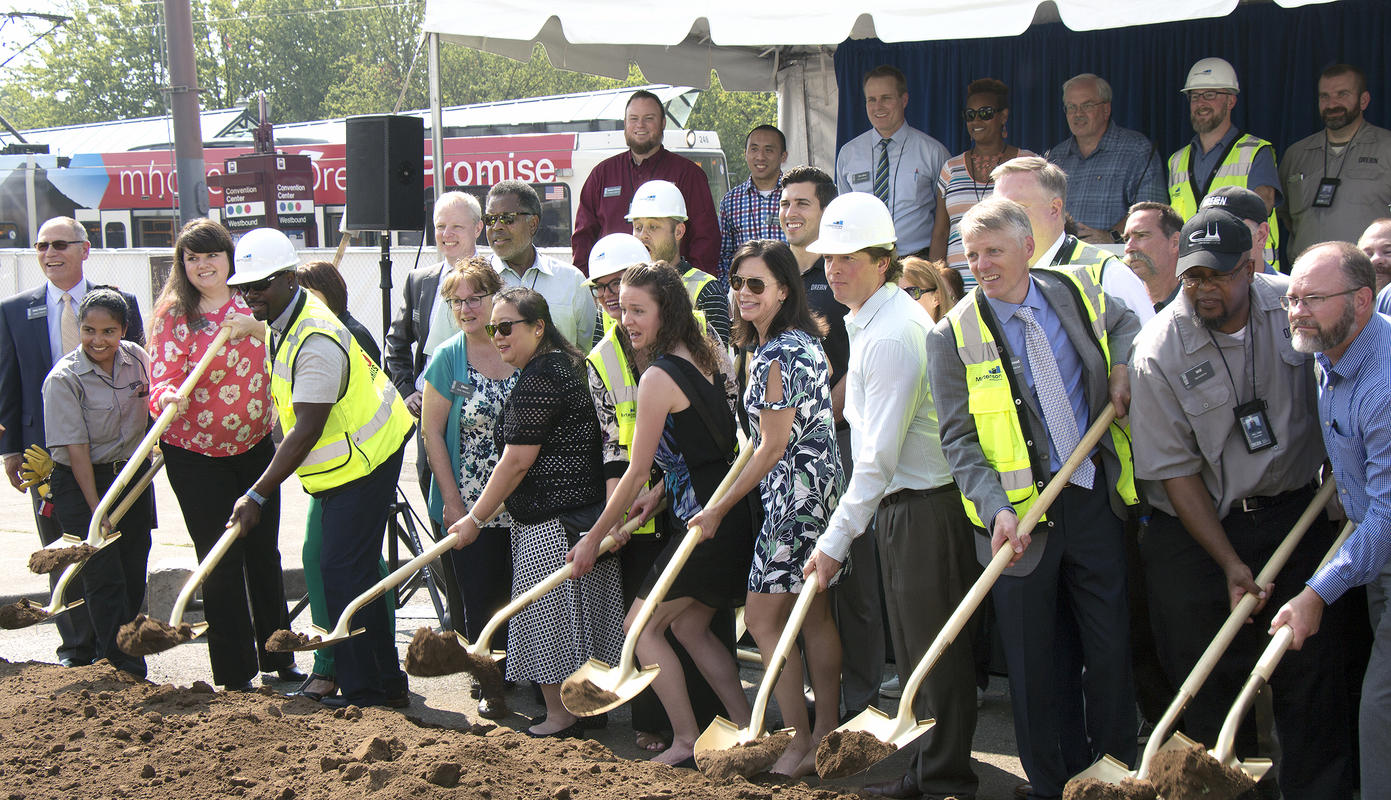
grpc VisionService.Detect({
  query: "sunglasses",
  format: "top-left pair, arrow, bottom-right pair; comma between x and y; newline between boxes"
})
961,106 -> 998,122
485,318 -> 533,337
35,240 -> 82,252
902,285 -> 937,300
237,272 -> 285,293
589,276 -> 623,298
729,274 -> 768,294
483,211 -> 536,227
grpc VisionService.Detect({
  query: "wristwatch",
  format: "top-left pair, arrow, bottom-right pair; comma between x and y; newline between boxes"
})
245,488 -> 267,507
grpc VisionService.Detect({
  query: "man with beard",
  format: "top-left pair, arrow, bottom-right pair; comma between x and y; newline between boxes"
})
1357,218 -> 1391,313
1281,65 -> 1391,260
629,179 -> 730,345
1121,202 -> 1182,312
1274,241 -> 1391,793
1129,207 -> 1355,799
1167,57 -> 1284,271
571,90 -> 719,276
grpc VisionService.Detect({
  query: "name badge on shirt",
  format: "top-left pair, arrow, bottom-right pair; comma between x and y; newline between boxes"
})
1180,361 -> 1215,389
26,305 -> 47,320
450,380 -> 474,398
851,171 -> 871,184
602,186 -> 622,198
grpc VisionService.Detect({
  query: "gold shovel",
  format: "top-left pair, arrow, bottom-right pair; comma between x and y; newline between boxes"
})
816,403 -> 1121,779
560,445 -> 755,716
1068,478 -> 1336,786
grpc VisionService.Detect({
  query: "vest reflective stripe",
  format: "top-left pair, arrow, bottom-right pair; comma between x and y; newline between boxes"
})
584,328 -> 656,535
1168,134 -> 1281,271
269,294 -> 414,493
682,268 -> 715,303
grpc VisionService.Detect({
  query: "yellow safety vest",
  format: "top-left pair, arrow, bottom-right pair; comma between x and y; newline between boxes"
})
682,266 -> 716,303
1049,235 -> 1120,287
585,327 -> 657,535
946,270 -> 1138,528
1168,134 -> 1281,272
269,292 -> 415,494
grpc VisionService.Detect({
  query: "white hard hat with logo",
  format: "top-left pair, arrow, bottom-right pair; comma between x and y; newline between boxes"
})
227,227 -> 299,285
587,233 -> 651,283
1182,57 -> 1240,94
625,179 -> 688,221
807,192 -> 897,255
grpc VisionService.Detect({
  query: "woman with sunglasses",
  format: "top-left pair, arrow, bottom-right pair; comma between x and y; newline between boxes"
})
145,218 -> 299,692
419,257 -> 517,719
448,287 -> 623,739
929,78 -> 1035,286
689,239 -> 845,778
898,256 -> 963,323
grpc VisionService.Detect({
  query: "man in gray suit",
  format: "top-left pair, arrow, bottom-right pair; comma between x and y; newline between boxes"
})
926,197 -> 1139,800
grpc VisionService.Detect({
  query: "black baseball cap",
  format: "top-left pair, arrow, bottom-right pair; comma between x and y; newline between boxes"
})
1199,185 -> 1267,224
1177,207 -> 1253,275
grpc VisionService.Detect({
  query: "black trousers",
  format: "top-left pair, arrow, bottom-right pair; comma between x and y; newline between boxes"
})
161,438 -> 293,686
1143,493 -> 1356,799
445,524 -> 512,649
993,484 -> 1136,800
31,487 -> 96,664
49,461 -> 153,677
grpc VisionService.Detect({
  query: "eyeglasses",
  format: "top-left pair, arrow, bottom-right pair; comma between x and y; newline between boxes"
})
729,275 -> 768,294
1188,90 -> 1233,103
36,240 -> 82,252
237,272 -> 285,293
485,318 -> 533,337
1179,270 -> 1247,290
1279,288 -> 1361,311
483,212 -> 536,227
961,106 -> 997,122
902,285 -> 936,300
446,295 -> 487,311
589,276 -> 623,298
1063,100 -> 1107,114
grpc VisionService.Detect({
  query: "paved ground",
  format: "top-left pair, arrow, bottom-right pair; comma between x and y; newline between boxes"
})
0,447 -> 1031,797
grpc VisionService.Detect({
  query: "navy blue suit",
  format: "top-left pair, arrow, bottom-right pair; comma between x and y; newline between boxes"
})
0,280 -> 143,664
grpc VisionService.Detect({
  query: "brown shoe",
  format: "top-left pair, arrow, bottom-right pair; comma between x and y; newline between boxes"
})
862,774 -> 922,799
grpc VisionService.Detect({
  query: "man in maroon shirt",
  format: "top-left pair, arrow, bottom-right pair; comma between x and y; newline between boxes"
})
571,89 -> 720,275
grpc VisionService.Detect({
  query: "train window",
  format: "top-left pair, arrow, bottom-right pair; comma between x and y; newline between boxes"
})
104,222 -> 127,249
81,221 -> 101,248
683,154 -> 730,209
136,216 -> 175,249
436,184 -> 571,250
0,223 -> 21,248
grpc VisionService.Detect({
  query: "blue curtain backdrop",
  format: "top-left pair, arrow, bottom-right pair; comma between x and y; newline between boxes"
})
834,0 -> 1389,167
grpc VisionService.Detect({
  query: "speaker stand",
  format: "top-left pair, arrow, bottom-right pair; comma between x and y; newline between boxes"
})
377,235 -> 393,344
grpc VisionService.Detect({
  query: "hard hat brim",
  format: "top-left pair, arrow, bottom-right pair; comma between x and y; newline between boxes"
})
226,264 -> 295,286
806,236 -> 896,256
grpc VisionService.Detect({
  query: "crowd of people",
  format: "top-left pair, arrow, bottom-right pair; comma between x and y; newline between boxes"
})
1,59 -> 1388,800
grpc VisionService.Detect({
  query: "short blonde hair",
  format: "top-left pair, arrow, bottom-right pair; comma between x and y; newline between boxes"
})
959,197 -> 1033,247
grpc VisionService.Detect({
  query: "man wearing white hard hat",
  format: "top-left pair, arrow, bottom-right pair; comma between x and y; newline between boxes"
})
1167,56 -> 1284,271
628,180 -> 730,346
225,228 -> 416,710
804,192 -> 981,800
926,198 -> 1140,799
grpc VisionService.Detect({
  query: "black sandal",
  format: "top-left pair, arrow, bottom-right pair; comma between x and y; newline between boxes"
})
288,673 -> 337,701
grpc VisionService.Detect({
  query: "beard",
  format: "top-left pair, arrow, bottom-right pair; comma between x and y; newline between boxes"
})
1191,107 -> 1227,135
1322,104 -> 1362,132
625,132 -> 659,156
1291,302 -> 1356,353
1198,306 -> 1234,331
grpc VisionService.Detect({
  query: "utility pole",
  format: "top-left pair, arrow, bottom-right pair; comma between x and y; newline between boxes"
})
163,0 -> 207,224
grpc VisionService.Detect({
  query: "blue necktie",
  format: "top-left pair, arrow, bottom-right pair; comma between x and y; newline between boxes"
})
873,138 -> 891,206
1016,305 -> 1094,489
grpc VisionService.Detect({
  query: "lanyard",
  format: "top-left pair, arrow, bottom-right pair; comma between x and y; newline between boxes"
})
1323,123 -> 1363,181
1206,301 -> 1257,405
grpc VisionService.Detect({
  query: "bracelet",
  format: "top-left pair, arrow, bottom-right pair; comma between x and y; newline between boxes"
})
466,509 -> 485,528
245,488 -> 267,507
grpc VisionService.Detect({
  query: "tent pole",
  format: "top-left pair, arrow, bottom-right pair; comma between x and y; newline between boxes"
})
428,32 -> 445,204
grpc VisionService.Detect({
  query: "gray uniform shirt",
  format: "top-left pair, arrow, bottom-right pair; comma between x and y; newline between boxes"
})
267,289 -> 349,406
1280,122 -> 1391,259
1129,273 -> 1325,518
42,340 -> 151,466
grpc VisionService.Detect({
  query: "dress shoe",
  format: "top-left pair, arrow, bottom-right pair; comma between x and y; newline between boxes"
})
1013,783 -> 1032,800
265,667 -> 308,683
880,674 -> 903,699
862,774 -> 921,799
468,680 -> 482,700
525,720 -> 583,739
222,681 -> 256,693
288,673 -> 336,701
476,695 -> 508,720
58,657 -> 91,668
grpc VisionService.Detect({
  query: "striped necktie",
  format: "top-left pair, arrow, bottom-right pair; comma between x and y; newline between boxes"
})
873,138 -> 891,206
1016,305 -> 1094,489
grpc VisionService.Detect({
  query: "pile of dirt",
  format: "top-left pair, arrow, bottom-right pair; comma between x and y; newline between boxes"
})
0,658 -> 862,799
814,730 -> 897,779
28,543 -> 97,574
559,677 -> 619,715
1062,776 -> 1159,800
1146,744 -> 1255,800
402,628 -> 503,697
0,599 -> 49,629
697,732 -> 793,781
116,615 -> 195,656
266,629 -> 318,652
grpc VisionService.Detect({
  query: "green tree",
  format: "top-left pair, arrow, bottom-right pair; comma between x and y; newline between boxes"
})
686,71 -> 777,186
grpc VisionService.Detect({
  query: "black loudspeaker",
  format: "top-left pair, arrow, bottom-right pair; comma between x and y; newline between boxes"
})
345,114 -> 425,231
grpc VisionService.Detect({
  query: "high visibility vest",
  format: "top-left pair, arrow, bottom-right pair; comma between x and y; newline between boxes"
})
585,327 -> 657,535
269,292 -> 414,494
682,267 -> 716,303
1050,235 -> 1121,287
1168,134 -> 1281,272
945,270 -> 1138,527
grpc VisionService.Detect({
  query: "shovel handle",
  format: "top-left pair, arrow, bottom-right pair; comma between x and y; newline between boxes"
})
1137,478 -> 1336,778
746,569 -> 820,738
169,521 -> 241,628
895,403 -> 1118,720
613,444 -> 756,675
1212,519 -> 1356,763
88,327 -> 234,543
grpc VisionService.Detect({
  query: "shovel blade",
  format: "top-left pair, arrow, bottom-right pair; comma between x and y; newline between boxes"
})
693,714 -> 752,756
1160,730 -> 1201,753
818,705 -> 934,777
456,632 -> 505,663
560,658 -> 658,716
187,621 -> 209,639
1230,757 -> 1273,783
1070,753 -> 1136,784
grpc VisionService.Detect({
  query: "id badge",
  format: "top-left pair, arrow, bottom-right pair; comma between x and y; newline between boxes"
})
1312,177 -> 1340,208
1234,399 -> 1276,453
449,380 -> 474,398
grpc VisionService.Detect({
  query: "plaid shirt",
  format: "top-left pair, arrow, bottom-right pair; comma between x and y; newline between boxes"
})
718,174 -> 785,281
1045,121 -> 1166,231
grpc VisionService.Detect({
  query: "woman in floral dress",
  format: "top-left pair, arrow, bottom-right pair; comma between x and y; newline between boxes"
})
689,239 -> 845,778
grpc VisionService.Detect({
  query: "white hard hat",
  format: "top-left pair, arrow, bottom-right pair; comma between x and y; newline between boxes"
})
807,192 -> 897,255
625,180 -> 688,221
1182,57 -> 1239,94
228,228 -> 298,285
587,233 -> 651,283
